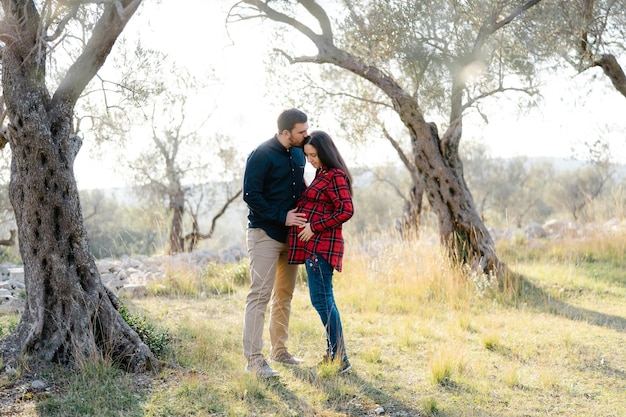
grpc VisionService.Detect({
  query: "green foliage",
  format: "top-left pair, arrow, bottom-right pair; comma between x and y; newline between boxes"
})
429,353 -> 457,387
154,268 -> 204,298
149,260 -> 250,299
0,246 -> 21,264
461,146 -> 625,227
352,157 -> 623,236
0,315 -> 18,338
117,301 -> 171,359
421,397 -> 441,416
548,164 -> 615,222
498,232 -> 625,282
208,260 -> 250,288
482,334 -> 501,352
231,261 -> 250,286
198,261 -> 248,296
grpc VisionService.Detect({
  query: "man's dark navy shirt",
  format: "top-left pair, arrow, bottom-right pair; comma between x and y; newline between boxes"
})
243,135 -> 306,243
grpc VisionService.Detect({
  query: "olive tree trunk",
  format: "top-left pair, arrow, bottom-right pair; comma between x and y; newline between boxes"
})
0,0 -> 158,371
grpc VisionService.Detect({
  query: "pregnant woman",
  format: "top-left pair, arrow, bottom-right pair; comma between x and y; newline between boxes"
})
289,130 -> 354,374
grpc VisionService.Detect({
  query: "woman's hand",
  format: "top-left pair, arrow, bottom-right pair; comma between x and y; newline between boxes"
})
298,223 -> 314,241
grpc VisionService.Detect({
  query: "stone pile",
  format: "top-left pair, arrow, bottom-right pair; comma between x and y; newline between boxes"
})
0,244 -> 247,314
0,265 -> 24,313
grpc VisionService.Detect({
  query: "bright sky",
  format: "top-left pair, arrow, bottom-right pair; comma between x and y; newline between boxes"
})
73,0 -> 626,190
473,73 -> 626,162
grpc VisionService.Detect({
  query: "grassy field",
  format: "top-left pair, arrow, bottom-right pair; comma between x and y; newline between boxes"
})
1,228 -> 624,416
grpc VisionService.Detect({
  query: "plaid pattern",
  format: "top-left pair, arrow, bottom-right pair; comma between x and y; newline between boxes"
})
288,168 -> 353,271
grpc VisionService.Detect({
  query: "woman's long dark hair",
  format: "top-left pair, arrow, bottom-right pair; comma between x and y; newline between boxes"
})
305,130 -> 353,194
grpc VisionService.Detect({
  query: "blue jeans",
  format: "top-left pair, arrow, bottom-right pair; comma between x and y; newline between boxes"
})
305,254 -> 348,361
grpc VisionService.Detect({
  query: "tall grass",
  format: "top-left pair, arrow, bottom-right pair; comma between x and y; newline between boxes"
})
1,228 -> 624,416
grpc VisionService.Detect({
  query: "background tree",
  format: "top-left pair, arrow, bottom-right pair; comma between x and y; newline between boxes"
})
556,0 -> 626,98
549,139 -> 615,222
80,189 -> 164,259
231,0 -> 543,277
183,176 -> 243,252
127,81 -> 243,254
0,0 -> 157,371
460,141 -> 553,227
85,46 -> 243,255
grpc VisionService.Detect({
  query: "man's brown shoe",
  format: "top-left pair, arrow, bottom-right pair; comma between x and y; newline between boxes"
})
270,350 -> 305,365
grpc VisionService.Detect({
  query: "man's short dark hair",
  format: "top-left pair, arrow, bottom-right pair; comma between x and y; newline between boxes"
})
277,108 -> 308,133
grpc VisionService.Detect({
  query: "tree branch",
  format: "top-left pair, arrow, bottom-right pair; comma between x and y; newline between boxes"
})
183,189 -> 242,246
593,54 -> 626,98
299,0 -> 332,37
370,169 -> 408,204
382,126 -> 413,173
495,0 -> 543,30
52,0 -> 142,112
462,85 -> 536,112
474,0 -> 543,52
43,3 -> 80,43
240,0 -> 322,44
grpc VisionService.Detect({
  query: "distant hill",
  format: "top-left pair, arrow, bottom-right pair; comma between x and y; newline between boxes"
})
530,156 -> 625,175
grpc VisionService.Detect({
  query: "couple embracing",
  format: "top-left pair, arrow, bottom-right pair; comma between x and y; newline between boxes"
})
242,108 -> 354,378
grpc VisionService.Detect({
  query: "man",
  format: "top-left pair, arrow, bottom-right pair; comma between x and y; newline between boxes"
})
242,108 -> 309,378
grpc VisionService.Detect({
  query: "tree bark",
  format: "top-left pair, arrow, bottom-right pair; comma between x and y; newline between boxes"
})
593,54 -> 626,98
169,189 -> 186,254
0,0 -> 157,372
577,1 -> 626,99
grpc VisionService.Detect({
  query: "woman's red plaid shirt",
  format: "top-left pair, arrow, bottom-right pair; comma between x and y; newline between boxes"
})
288,167 -> 353,272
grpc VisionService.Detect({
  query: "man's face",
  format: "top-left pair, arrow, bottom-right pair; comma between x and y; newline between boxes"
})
287,122 -> 309,147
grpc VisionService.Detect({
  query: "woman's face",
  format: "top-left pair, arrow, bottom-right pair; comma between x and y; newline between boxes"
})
304,143 -> 321,169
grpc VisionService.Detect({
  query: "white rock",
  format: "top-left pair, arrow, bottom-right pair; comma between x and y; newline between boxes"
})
118,284 -> 148,299
31,379 -> 47,390
0,288 -> 14,301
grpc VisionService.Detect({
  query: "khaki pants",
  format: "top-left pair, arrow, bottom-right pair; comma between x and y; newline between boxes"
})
243,228 -> 299,361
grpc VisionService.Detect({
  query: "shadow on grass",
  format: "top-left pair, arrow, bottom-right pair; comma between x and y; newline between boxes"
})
508,271 -> 626,333
285,365 -> 447,417
263,375 -> 318,416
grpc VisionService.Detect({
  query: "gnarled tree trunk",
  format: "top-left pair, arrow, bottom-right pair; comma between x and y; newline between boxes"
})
0,0 -> 157,372
396,97 -> 499,274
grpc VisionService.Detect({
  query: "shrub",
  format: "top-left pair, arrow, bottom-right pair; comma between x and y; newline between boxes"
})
0,315 -> 18,338
118,302 -> 171,359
